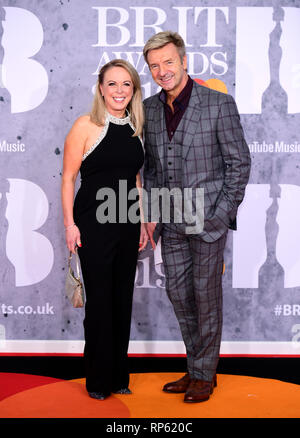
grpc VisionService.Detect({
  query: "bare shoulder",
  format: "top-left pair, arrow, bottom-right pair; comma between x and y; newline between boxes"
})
65,115 -> 92,141
71,114 -> 91,132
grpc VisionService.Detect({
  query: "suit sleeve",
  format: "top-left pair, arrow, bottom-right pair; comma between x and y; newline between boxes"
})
216,94 -> 251,227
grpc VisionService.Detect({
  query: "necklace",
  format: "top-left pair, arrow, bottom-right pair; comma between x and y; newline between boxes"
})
106,110 -> 131,125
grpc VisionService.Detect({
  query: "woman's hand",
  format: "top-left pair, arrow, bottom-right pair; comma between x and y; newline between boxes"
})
65,224 -> 81,254
138,223 -> 148,252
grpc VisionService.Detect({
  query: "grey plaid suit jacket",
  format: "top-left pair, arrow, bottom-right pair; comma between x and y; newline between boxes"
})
143,81 -> 251,243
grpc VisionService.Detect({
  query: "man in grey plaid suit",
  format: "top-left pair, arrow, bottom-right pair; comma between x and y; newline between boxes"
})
142,31 -> 251,403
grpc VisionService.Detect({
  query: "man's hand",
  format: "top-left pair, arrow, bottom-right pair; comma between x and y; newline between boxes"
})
146,222 -> 157,249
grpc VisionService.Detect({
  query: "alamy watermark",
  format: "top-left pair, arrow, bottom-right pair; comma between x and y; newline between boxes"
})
96,180 -> 204,234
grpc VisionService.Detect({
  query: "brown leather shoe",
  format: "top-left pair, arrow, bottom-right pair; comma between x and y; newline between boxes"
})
184,375 -> 217,403
163,373 -> 191,393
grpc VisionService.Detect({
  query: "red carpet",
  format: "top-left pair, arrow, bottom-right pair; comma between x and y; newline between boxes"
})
0,372 -> 299,418
0,373 -> 62,402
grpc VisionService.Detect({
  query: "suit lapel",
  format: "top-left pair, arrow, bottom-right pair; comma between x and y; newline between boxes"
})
181,83 -> 203,160
153,100 -> 165,164
151,82 -> 204,163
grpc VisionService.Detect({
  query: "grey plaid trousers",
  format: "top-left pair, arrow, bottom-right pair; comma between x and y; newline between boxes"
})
161,223 -> 227,382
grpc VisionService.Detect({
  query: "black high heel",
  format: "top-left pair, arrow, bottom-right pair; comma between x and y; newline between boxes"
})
112,388 -> 132,394
88,391 -> 108,400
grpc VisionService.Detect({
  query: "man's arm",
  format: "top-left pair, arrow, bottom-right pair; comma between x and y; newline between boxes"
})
216,93 -> 251,224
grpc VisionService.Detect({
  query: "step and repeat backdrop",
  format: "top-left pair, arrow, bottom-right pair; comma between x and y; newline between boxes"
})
1,0 -> 300,356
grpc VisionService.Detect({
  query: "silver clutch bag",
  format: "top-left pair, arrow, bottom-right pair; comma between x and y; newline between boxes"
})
65,249 -> 85,308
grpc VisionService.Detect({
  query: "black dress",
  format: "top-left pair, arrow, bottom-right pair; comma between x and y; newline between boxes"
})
73,112 -> 144,396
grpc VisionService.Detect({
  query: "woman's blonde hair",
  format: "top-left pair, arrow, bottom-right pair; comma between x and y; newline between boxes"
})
90,59 -> 144,137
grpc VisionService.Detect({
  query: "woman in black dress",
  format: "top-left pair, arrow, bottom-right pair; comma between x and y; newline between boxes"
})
61,60 -> 148,400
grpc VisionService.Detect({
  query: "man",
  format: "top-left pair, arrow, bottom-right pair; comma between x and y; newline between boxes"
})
142,31 -> 251,403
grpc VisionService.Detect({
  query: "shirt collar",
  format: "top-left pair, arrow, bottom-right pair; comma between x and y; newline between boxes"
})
159,75 -> 193,109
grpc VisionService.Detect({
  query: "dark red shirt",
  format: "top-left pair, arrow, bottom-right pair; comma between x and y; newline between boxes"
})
159,75 -> 193,141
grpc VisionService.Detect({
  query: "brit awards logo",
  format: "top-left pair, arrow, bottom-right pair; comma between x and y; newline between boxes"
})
0,178 -> 54,288
235,6 -> 300,114
0,6 -> 53,288
0,6 -> 48,113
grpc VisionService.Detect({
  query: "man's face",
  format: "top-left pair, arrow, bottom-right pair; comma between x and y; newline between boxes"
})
147,43 -> 188,97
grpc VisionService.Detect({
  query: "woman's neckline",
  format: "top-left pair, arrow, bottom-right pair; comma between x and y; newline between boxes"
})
106,110 -> 130,125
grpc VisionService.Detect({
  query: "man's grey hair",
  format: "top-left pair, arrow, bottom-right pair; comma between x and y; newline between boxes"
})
143,31 -> 186,64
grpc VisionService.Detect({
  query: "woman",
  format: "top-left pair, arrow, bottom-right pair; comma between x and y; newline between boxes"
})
61,59 -> 147,400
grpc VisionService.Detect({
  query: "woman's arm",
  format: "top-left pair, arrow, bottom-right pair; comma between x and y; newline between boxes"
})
61,116 -> 89,253
136,171 -> 148,251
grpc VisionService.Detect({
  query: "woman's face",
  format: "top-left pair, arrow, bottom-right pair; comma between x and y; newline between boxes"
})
100,66 -> 134,117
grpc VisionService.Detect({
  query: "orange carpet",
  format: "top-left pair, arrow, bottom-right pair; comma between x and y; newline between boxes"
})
0,372 -> 299,418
